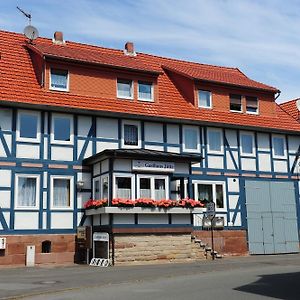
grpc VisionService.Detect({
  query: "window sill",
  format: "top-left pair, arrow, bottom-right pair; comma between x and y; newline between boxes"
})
138,97 -> 154,102
117,96 -> 134,100
49,87 -> 69,92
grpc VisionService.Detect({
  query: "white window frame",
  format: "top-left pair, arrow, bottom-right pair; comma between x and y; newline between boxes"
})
193,180 -> 226,211
49,68 -> 69,92
50,175 -> 74,210
93,177 -> 101,199
16,110 -> 41,143
113,173 -> 135,200
121,120 -> 141,149
272,134 -> 286,158
15,174 -> 40,209
246,96 -> 259,115
116,78 -> 133,100
101,175 -> 109,200
138,81 -> 154,102
51,113 -> 74,145
240,131 -> 255,157
182,125 -> 200,153
230,94 -> 243,113
137,174 -> 169,200
207,128 -> 223,154
198,90 -> 212,109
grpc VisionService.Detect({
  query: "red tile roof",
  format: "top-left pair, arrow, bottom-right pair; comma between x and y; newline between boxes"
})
279,99 -> 300,121
163,65 -> 278,92
27,43 -> 162,74
1,29 -> 300,133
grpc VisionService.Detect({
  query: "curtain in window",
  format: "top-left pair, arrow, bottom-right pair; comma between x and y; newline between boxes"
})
116,177 -> 132,198
140,178 -> 151,198
198,90 -> 211,107
198,184 -> 213,202
124,125 -> 138,145
155,179 -> 166,200
185,128 -> 198,150
18,177 -> 36,207
53,179 -> 70,207
117,80 -> 132,98
209,131 -> 221,151
138,82 -> 152,100
51,71 -> 67,89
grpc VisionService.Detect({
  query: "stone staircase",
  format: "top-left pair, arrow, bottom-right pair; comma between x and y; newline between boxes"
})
191,235 -> 223,260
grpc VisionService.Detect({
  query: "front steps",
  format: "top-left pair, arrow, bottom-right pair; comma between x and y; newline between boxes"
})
191,235 -> 223,260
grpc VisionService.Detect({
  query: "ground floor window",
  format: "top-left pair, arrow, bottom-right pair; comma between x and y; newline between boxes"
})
15,174 -> 40,208
93,175 -> 109,199
193,181 -> 225,209
114,174 -> 134,199
137,175 -> 168,200
51,176 -> 73,209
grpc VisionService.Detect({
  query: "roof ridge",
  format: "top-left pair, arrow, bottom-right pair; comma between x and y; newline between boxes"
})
0,29 -> 241,71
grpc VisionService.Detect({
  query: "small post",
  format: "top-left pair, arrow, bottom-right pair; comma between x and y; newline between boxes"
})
211,216 -> 215,260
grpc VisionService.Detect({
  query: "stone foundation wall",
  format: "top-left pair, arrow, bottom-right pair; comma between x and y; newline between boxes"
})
0,234 -> 75,267
192,230 -> 248,256
112,233 -> 205,265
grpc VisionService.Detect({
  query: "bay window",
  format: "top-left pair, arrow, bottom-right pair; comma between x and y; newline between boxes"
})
137,175 -> 168,200
114,175 -> 134,199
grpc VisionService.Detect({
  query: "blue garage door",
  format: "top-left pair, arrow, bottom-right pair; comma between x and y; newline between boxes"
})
245,180 -> 299,254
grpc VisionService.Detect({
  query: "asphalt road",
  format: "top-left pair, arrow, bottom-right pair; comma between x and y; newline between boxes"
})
0,254 -> 299,299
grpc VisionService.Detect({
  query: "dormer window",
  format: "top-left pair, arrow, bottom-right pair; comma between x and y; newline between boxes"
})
246,96 -> 258,114
230,94 -> 242,112
50,69 -> 69,91
117,79 -> 133,99
138,81 -> 153,101
198,90 -> 212,108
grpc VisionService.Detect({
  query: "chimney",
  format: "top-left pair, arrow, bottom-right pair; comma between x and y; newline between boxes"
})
124,42 -> 136,56
53,31 -> 65,45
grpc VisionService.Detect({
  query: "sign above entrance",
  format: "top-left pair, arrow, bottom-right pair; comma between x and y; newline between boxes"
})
93,232 -> 109,242
132,160 -> 175,173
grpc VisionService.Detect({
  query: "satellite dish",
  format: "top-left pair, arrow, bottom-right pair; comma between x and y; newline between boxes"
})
24,25 -> 39,41
296,99 -> 300,111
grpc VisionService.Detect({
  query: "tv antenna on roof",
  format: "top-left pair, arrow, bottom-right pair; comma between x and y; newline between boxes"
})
17,6 -> 39,41
17,6 -> 31,24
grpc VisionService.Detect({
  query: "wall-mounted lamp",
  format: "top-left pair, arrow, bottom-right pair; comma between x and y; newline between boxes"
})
76,180 -> 85,191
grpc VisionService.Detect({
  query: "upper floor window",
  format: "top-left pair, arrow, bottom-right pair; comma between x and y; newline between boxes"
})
183,126 -> 200,152
51,114 -> 73,144
15,174 -> 40,209
207,128 -> 223,153
198,90 -> 212,108
51,176 -> 73,209
246,96 -> 258,114
17,110 -> 40,142
272,135 -> 285,158
50,69 -> 69,91
240,132 -> 254,156
230,94 -> 242,112
138,81 -> 153,101
122,120 -> 141,148
117,79 -> 133,99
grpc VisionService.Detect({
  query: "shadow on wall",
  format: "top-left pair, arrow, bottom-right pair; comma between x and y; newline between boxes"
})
234,271 -> 300,300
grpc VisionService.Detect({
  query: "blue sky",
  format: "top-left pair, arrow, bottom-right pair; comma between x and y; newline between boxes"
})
1,0 -> 300,103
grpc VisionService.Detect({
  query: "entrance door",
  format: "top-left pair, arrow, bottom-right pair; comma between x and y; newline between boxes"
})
245,180 -> 299,254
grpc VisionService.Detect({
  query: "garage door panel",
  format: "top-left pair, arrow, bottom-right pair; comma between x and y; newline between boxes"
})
246,180 -> 299,255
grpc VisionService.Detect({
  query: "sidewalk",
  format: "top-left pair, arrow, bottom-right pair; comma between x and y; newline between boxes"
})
0,254 -> 299,299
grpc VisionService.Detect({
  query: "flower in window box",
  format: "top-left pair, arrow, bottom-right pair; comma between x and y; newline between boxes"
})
112,198 -> 135,207
178,198 -> 205,208
84,199 -> 108,209
156,199 -> 177,208
135,198 -> 156,208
